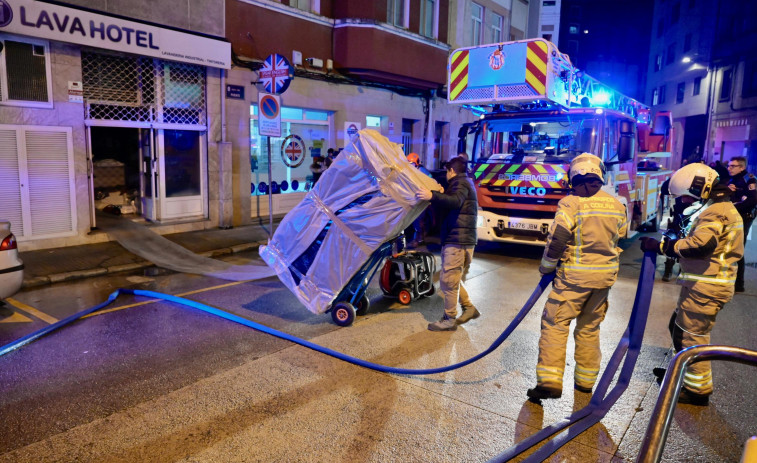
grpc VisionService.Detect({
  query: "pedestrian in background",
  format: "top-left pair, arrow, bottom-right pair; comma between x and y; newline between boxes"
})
726,156 -> 756,292
527,153 -> 627,401
309,155 -> 326,185
641,163 -> 743,405
415,156 -> 479,331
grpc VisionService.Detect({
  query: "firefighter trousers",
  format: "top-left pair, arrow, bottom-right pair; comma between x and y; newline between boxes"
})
536,278 -> 610,391
439,244 -> 475,319
669,285 -> 731,396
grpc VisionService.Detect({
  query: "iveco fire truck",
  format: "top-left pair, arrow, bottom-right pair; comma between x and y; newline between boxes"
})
448,39 -> 673,245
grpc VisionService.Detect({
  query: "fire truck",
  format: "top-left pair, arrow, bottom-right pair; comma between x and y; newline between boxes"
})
448,39 -> 673,245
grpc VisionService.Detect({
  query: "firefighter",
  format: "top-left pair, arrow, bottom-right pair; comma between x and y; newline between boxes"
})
725,156 -> 756,292
527,153 -> 628,401
640,163 -> 744,405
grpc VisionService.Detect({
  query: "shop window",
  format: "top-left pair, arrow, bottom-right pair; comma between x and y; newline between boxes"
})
250,104 -> 332,196
676,82 -> 685,103
693,76 -> 702,96
0,35 -> 53,108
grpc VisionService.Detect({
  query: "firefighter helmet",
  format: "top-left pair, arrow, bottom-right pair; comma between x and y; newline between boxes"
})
569,153 -> 606,185
669,163 -> 719,200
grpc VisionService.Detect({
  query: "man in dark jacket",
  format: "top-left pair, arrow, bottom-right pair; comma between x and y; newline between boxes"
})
415,156 -> 478,331
726,156 -> 757,292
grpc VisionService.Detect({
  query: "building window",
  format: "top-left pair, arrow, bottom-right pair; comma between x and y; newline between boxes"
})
542,34 -> 553,41
542,24 -> 555,31
569,23 -> 579,34
657,19 -> 664,37
470,2 -> 483,46
491,12 -> 504,42
742,60 -> 757,98
689,0 -> 696,7
672,2 -> 681,23
566,40 -> 578,57
420,0 -> 437,38
720,68 -> 733,100
570,5 -> 581,18
0,35 -> 53,108
683,33 -> 692,53
387,0 -> 406,28
652,88 -> 659,105
654,54 -> 663,72
666,42 -> 676,65
676,82 -> 685,103
291,0 -> 314,13
543,0 -> 556,6
693,76 -> 702,95
659,84 -> 667,104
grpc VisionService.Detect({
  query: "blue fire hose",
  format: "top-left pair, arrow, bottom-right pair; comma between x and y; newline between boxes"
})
487,251 -> 656,462
1,273 -> 554,374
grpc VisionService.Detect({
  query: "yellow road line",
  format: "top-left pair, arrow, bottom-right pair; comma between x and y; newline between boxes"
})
6,298 -> 59,324
81,279 -> 253,319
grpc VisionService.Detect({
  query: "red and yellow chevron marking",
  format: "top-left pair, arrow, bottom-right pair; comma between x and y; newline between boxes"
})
473,163 -> 568,189
449,50 -> 469,101
525,41 -> 548,96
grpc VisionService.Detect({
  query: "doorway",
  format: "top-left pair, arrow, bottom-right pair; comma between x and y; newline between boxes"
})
88,126 -> 207,226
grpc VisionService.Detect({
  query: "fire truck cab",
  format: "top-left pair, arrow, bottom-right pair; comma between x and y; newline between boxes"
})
448,39 -> 672,246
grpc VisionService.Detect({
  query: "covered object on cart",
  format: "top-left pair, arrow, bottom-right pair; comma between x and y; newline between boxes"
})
259,129 -> 442,323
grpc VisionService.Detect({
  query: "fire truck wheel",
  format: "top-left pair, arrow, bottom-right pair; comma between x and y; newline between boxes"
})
331,302 -> 356,326
398,289 -> 413,305
355,295 -> 370,316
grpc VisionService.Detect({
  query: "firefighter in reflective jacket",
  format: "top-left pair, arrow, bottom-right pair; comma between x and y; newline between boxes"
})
640,163 -> 744,406
527,153 -> 628,401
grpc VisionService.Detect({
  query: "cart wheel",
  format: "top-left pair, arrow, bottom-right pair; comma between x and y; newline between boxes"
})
355,295 -> 371,316
426,284 -> 435,297
331,302 -> 356,326
398,289 -> 413,305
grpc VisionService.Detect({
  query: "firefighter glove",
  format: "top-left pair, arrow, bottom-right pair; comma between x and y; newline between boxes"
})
639,236 -> 662,254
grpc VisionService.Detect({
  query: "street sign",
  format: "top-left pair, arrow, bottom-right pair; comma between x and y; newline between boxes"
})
225,84 -> 245,100
280,134 -> 306,168
258,92 -> 281,137
259,53 -> 293,94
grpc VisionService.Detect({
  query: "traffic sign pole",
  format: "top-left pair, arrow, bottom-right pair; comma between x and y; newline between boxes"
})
267,136 -> 273,238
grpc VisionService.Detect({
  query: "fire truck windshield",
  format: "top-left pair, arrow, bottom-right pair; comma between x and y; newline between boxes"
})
475,114 -> 601,164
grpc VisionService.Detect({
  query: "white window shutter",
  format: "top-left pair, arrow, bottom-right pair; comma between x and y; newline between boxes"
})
0,128 -> 24,237
24,129 -> 76,238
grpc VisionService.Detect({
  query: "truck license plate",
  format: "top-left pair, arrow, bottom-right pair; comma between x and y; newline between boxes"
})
508,221 -> 538,231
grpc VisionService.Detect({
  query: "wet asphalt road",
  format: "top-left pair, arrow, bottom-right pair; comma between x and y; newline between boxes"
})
0,236 -> 755,462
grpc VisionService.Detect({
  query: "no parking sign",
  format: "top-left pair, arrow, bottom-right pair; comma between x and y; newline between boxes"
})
258,92 -> 281,137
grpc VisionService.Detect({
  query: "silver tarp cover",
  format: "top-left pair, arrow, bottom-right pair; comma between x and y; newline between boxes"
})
259,129 -> 442,314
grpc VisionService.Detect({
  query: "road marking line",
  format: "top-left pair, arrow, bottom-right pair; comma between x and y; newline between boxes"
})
81,280 -> 252,318
0,311 -> 34,323
6,298 -> 59,324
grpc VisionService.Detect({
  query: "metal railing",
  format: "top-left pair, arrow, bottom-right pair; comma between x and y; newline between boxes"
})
637,345 -> 757,463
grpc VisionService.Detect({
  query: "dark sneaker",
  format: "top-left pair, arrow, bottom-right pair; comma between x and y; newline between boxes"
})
735,285 -> 745,293
678,389 -> 710,406
661,272 -> 672,282
652,367 -> 666,385
457,306 -> 480,324
428,315 -> 457,331
574,383 -> 593,394
527,386 -> 562,401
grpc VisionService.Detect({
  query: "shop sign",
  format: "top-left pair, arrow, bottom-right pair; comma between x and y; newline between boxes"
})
0,0 -> 230,68
67,81 -> 82,103
225,84 -> 244,100
281,134 -> 306,168
259,53 -> 293,95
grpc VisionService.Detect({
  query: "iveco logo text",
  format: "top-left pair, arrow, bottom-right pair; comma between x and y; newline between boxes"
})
498,173 -> 558,182
509,186 -> 547,196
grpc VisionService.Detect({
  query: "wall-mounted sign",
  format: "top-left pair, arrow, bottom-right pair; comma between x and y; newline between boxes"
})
344,122 -> 361,140
259,53 -> 293,94
258,92 -> 281,137
280,134 -> 306,168
67,81 -> 82,103
0,0 -> 231,68
225,84 -> 244,100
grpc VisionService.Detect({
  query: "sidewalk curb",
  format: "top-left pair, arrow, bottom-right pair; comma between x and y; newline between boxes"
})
21,240 -> 266,289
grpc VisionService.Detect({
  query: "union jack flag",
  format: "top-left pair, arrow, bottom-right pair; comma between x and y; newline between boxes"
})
260,54 -> 291,94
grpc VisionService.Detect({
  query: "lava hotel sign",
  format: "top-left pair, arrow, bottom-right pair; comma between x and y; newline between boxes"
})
0,0 -> 230,69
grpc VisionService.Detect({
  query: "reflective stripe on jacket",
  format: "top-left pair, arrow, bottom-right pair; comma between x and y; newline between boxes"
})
676,200 -> 744,291
542,189 -> 628,288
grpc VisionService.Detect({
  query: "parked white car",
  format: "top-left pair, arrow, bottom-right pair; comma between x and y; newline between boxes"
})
0,221 -> 24,300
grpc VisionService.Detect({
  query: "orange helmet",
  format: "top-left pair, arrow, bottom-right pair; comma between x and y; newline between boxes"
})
407,152 -> 420,166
